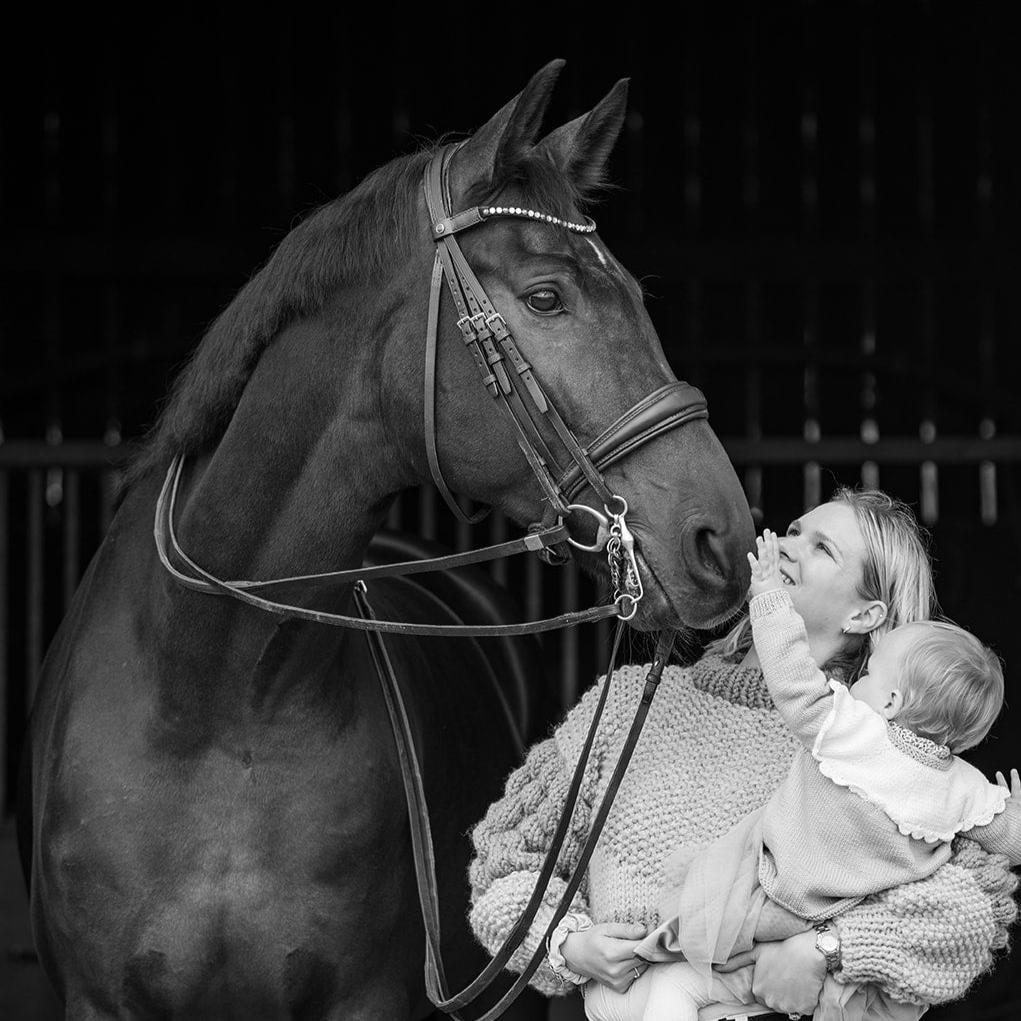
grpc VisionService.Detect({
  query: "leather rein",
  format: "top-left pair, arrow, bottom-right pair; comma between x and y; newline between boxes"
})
154,144 -> 708,1017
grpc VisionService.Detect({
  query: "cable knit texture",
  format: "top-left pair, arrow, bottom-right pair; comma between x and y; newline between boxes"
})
468,653 -> 1018,1002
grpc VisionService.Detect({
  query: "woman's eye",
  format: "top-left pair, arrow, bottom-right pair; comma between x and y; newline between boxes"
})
525,289 -> 563,314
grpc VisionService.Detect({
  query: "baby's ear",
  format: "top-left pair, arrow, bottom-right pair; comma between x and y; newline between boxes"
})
882,689 -> 903,720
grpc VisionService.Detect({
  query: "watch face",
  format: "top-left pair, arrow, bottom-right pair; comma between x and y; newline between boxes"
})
818,933 -> 839,954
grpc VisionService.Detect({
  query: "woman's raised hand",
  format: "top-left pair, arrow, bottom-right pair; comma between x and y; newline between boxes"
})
747,529 -> 783,598
561,922 -> 649,992
717,929 -> 826,1015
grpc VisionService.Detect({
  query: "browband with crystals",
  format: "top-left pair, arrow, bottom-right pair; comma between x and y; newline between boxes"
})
432,204 -> 597,239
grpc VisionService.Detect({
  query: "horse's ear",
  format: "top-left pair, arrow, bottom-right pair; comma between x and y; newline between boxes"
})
536,78 -> 629,195
450,59 -> 565,196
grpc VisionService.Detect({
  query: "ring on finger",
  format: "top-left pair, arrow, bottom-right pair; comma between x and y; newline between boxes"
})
632,966 -> 640,982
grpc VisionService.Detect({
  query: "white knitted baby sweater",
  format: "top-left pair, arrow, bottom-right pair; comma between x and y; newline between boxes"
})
749,588 -> 1016,921
468,651 -> 1018,1004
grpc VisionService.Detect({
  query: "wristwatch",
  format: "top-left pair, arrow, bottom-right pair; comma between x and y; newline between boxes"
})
814,922 -> 841,972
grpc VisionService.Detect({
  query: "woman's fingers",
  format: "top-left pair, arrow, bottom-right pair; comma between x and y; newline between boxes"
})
716,947 -> 759,972
995,769 -> 1019,796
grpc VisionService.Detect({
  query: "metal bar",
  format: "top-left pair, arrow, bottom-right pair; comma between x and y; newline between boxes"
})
742,32 -> 762,520
386,492 -> 403,530
418,485 -> 437,542
455,508 -> 471,555
27,470 -> 44,713
4,436 -> 1021,475
859,29 -> 879,492
723,436 -> 1021,465
0,471 -> 8,806
0,440 -> 131,468
489,510 -> 508,586
977,52 -> 997,526
63,469 -> 80,611
4,435 -> 1021,478
525,550 -> 542,639
917,43 -> 938,526
801,25 -> 821,510
100,469 -> 117,535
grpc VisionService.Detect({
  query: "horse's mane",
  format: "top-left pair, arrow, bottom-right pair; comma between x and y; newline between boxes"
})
125,140 -> 595,489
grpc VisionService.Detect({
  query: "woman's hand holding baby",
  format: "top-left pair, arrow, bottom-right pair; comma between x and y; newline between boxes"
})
561,922 -> 649,992
747,529 -> 784,598
718,930 -> 826,1015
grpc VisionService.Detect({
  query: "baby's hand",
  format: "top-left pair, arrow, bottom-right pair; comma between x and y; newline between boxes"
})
995,768 -> 1020,802
747,529 -> 784,598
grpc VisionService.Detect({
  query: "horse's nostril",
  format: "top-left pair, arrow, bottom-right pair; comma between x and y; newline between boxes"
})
693,525 -> 727,583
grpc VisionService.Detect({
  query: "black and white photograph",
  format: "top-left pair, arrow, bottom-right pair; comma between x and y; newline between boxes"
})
2,6 -> 1019,1020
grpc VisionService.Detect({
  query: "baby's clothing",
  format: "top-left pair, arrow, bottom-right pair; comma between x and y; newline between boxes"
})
583,961 -> 753,1021
586,963 -> 927,1021
628,588 -> 1020,1018
751,591 -> 1012,921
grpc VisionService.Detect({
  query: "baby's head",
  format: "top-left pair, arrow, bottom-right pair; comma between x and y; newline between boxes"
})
851,621 -> 1004,753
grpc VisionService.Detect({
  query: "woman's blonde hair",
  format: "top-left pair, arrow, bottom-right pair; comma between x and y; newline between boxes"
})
712,488 -> 937,683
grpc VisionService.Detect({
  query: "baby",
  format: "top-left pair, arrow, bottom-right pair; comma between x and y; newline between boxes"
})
585,530 -> 1020,1021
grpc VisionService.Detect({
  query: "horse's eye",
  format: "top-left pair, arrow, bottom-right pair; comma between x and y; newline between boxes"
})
525,289 -> 563,315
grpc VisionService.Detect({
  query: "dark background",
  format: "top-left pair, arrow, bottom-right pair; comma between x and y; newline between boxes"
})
1,4 -> 1019,1018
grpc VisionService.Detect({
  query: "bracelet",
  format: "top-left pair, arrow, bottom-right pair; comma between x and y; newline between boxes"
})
546,912 -> 592,985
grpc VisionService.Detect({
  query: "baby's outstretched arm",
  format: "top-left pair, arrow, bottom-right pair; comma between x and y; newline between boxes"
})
967,768 -> 1021,866
747,529 -> 784,598
746,530 -> 841,745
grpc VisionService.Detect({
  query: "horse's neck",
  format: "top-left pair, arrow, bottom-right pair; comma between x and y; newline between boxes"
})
151,304 -> 419,692
178,307 -> 414,580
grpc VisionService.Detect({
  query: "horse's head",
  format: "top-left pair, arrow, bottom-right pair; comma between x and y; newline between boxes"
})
417,61 -> 754,631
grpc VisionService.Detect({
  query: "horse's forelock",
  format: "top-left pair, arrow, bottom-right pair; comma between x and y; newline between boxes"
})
470,146 -> 596,220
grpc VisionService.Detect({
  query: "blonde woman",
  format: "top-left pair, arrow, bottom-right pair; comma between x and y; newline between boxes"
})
469,490 -> 1018,1019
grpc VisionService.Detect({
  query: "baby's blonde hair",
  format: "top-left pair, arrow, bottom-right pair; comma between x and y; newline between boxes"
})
712,488 -> 936,683
894,621 -> 1004,753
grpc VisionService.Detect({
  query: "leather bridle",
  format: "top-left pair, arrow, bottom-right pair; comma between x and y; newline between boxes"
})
154,143 -> 710,633
154,144 -> 713,1018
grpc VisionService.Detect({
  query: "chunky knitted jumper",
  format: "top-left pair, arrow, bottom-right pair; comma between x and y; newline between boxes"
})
468,651 -> 1018,1004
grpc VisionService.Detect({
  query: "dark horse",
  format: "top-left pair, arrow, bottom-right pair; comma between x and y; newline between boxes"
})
20,63 -> 754,1019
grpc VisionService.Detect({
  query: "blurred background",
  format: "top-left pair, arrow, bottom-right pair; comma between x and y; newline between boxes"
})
1,3 -> 1019,1018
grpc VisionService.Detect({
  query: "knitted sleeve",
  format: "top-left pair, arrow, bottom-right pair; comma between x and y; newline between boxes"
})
467,677 -> 612,997
748,588 -> 838,747
966,797 -> 1021,866
832,837 -> 1019,1005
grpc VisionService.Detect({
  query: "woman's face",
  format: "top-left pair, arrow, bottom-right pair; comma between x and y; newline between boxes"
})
777,501 -> 870,644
